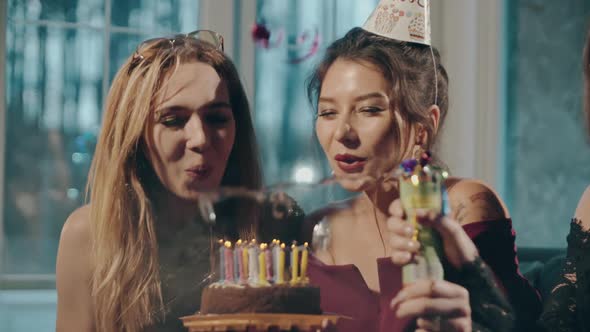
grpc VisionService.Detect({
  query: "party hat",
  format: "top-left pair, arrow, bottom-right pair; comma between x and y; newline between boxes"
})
362,0 -> 431,46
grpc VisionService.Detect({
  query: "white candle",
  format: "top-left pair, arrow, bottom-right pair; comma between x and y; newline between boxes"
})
218,239 -> 225,282
272,241 -> 281,283
234,240 -> 242,281
248,241 -> 259,285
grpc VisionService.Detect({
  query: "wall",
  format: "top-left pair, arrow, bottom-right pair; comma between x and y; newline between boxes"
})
505,0 -> 590,247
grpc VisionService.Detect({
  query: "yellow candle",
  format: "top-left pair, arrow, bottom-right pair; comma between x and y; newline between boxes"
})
300,242 -> 309,284
277,243 -> 285,284
258,243 -> 269,285
242,243 -> 249,278
291,243 -> 299,284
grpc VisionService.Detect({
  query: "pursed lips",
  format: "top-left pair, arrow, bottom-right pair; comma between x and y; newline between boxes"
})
185,164 -> 211,179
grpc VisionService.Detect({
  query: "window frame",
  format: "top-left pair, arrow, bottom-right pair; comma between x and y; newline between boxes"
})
431,0 -> 505,196
0,0 -> 7,278
199,0 -> 257,110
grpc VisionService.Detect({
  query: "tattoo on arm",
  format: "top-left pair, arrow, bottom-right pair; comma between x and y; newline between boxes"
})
453,202 -> 468,223
469,192 -> 496,204
469,191 -> 506,220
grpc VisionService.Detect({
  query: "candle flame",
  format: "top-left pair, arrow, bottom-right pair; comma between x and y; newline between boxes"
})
224,241 -> 232,248
280,243 -> 285,249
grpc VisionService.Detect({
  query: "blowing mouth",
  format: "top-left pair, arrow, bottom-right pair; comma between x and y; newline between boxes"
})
334,154 -> 367,164
185,165 -> 211,179
334,154 -> 367,173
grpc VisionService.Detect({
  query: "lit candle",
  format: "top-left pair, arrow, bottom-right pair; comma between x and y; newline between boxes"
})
300,242 -> 309,284
272,240 -> 281,283
236,241 -> 244,283
242,242 -> 249,283
218,239 -> 225,283
248,241 -> 259,285
265,244 -> 273,282
234,240 -> 241,281
224,241 -> 233,283
258,243 -> 270,286
277,243 -> 285,284
291,242 -> 299,284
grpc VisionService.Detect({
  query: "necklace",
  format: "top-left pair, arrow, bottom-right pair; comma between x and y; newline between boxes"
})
372,203 -> 387,257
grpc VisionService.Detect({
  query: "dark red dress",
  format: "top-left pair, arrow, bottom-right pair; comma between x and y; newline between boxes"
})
308,219 -> 541,332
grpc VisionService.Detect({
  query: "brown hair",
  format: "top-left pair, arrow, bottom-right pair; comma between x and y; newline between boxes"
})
307,27 -> 449,156
88,37 -> 261,331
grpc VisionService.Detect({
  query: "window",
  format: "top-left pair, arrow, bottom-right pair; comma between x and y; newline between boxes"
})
253,0 -> 379,210
2,0 -> 198,330
4,0 -> 199,276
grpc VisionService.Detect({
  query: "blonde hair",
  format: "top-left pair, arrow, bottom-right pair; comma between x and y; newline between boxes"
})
87,38 -> 261,331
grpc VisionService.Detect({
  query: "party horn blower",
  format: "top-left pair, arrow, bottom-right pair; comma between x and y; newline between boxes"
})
398,152 -> 447,284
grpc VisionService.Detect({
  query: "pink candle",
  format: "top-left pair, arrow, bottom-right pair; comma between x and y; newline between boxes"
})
272,242 -> 280,283
224,241 -> 234,283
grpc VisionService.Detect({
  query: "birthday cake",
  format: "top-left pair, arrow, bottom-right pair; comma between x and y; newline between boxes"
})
199,240 -> 321,315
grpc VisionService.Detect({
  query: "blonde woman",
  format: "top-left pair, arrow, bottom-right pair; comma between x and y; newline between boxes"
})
55,31 -> 263,331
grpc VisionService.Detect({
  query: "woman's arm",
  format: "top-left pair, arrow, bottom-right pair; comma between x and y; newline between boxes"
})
390,278 -> 473,332
447,178 -> 542,331
56,205 -> 94,332
445,178 -> 508,225
387,198 -> 515,332
539,186 -> 590,331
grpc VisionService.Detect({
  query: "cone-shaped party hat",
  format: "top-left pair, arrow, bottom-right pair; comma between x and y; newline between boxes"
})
362,0 -> 431,45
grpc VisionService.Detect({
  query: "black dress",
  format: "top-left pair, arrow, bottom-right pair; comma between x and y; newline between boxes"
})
539,219 -> 590,332
304,217 -> 516,332
447,257 -> 516,332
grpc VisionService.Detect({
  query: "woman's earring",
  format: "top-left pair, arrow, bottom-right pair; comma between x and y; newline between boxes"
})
413,145 -> 424,159
415,130 -> 424,146
413,130 -> 426,159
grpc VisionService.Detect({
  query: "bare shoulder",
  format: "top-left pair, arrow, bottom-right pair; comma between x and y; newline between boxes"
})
445,177 -> 509,225
60,205 -> 92,243
575,185 -> 590,230
56,204 -> 94,331
57,203 -> 93,287
58,205 -> 92,263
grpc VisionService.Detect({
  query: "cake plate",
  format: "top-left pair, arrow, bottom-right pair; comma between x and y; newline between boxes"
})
180,313 -> 341,332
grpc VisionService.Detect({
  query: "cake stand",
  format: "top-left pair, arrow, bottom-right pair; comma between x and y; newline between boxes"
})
180,313 -> 341,332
